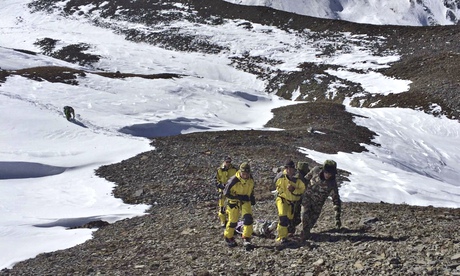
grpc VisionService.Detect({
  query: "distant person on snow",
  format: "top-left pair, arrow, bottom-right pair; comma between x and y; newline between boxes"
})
214,156 -> 237,228
301,160 -> 341,241
223,162 -> 255,248
63,106 -> 75,121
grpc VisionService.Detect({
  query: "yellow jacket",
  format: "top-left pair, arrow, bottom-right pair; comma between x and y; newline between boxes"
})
216,163 -> 237,189
223,171 -> 255,203
275,170 -> 305,202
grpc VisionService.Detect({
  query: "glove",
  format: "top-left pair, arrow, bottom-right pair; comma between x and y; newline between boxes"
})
271,190 -> 278,200
333,204 -> 341,211
287,185 -> 295,193
250,196 -> 256,206
333,205 -> 341,229
335,219 -> 342,229
238,195 -> 251,202
216,183 -> 225,190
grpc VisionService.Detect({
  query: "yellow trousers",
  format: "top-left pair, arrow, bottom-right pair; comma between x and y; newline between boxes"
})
217,189 -> 227,225
224,200 -> 253,239
276,197 -> 295,241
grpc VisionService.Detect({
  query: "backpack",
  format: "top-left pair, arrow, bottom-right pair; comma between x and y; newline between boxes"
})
296,161 -> 309,175
235,219 -> 277,238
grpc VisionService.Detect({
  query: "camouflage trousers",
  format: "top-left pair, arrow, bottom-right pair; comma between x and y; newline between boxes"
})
217,189 -> 227,225
289,200 -> 302,233
301,200 -> 325,235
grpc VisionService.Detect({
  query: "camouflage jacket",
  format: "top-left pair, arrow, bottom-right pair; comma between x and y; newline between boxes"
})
303,166 -> 341,210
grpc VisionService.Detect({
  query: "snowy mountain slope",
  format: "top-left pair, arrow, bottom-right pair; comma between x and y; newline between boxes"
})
1,0 -> 460,271
17,0 -> 460,120
224,0 -> 460,26
1,0 -> 457,208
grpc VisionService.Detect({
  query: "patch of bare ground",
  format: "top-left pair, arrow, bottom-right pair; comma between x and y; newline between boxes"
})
0,65 -> 184,86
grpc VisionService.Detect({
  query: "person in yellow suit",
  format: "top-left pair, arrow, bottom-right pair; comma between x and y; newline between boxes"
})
223,162 -> 255,248
215,156 -> 237,227
274,159 -> 306,244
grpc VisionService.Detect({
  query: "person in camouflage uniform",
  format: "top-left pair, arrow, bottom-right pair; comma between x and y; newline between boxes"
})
301,160 -> 341,241
291,161 -> 310,232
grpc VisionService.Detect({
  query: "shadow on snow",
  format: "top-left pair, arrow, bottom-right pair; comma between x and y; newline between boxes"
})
0,161 -> 68,180
33,216 -> 107,229
119,117 -> 209,138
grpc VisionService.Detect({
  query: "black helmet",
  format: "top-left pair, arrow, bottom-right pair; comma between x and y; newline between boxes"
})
284,159 -> 295,168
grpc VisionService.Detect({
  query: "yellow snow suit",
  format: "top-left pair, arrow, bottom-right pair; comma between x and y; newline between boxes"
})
274,170 -> 305,241
215,163 -> 237,225
223,171 -> 255,240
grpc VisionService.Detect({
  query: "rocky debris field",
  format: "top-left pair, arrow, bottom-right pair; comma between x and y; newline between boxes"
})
2,101 -> 460,276
2,188 -> 460,275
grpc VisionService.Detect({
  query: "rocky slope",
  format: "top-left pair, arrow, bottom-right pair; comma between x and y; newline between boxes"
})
3,200 -> 460,275
2,102 -> 460,276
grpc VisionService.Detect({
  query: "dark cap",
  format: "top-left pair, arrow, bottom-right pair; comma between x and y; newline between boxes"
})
224,156 -> 232,162
284,159 -> 295,168
240,162 -> 251,173
323,160 -> 337,174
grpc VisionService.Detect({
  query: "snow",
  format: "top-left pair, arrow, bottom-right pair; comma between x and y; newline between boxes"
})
300,107 -> 460,207
1,0 -> 459,270
224,0 -> 460,26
